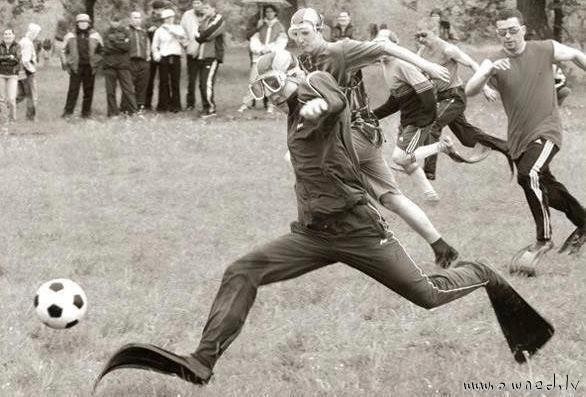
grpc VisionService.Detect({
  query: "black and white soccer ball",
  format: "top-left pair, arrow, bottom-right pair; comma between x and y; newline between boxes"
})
34,279 -> 88,329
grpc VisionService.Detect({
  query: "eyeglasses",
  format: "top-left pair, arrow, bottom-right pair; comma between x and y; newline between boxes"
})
415,32 -> 428,39
249,71 -> 288,100
496,26 -> 521,37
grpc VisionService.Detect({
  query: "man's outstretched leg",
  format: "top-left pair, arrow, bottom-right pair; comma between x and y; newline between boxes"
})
95,231 -> 335,388
336,230 -> 554,363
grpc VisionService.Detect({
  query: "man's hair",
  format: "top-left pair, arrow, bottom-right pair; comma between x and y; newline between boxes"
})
264,5 -> 277,15
496,9 -> 524,25
151,0 -> 167,10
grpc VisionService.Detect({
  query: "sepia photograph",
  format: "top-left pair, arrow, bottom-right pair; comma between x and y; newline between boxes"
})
0,0 -> 584,395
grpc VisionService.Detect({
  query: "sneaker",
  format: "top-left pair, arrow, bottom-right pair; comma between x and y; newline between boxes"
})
201,111 -> 217,119
509,240 -> 554,277
266,105 -> 275,114
432,239 -> 459,268
465,143 -> 491,163
237,104 -> 248,113
558,226 -> 586,255
94,343 -> 212,391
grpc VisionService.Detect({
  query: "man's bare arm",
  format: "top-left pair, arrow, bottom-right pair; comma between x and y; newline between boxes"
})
553,41 -> 586,70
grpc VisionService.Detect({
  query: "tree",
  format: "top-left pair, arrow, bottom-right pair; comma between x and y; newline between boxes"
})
517,0 -> 552,39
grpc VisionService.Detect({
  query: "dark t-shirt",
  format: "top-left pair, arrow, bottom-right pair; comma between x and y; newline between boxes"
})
489,40 -> 562,160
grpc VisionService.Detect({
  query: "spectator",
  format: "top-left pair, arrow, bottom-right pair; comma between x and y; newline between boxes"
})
145,0 -> 166,111
194,0 -> 225,117
238,5 -> 287,113
121,11 -> 151,112
18,23 -> 42,121
331,11 -> 354,41
181,0 -> 203,110
0,28 -> 21,123
152,9 -> 186,113
103,15 -> 137,117
61,13 -> 103,119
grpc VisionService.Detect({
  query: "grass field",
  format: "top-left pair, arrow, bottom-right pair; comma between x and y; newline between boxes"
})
0,46 -> 584,397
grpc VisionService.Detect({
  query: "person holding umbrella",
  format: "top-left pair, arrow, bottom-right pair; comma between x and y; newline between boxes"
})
238,4 -> 288,113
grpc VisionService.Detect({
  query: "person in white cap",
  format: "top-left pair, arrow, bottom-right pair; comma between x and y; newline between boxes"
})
61,13 -> 103,118
289,7 -> 460,266
152,8 -> 186,112
18,23 -> 42,120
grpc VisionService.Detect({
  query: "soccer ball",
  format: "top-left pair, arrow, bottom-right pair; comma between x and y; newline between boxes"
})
34,279 -> 88,329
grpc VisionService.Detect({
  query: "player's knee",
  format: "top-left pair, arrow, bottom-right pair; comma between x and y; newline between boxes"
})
222,259 -> 258,287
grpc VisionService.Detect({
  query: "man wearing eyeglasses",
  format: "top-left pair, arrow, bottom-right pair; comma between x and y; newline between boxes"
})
466,8 -> 586,275
94,49 -> 553,388
414,23 -> 509,181
288,7 -> 460,268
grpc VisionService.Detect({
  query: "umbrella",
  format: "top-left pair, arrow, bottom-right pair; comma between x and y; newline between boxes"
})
241,0 -> 292,7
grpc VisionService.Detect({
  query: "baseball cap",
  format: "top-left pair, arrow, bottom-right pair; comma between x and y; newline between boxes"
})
160,9 -> 175,19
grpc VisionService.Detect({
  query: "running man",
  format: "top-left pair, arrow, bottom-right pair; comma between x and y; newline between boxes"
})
415,22 -> 509,180
95,50 -> 553,388
289,8 -> 458,266
372,28 -> 458,201
466,8 -> 586,274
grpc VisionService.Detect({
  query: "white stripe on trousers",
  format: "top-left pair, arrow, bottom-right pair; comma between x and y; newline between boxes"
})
406,128 -> 421,154
529,140 -> 555,240
206,60 -> 218,113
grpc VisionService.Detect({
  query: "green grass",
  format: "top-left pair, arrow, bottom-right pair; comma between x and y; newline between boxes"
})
0,47 -> 584,396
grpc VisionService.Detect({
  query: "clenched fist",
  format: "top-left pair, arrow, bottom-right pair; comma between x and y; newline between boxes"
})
300,98 -> 328,120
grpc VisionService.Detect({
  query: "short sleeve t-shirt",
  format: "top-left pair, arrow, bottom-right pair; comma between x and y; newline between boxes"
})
489,40 -> 562,160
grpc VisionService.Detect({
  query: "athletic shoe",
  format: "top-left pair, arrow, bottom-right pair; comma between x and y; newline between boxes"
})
201,111 -> 217,119
237,104 -> 248,113
94,343 -> 212,391
267,105 -> 275,114
456,260 -> 554,363
558,226 -> 586,255
465,143 -> 491,163
509,240 -> 554,277
432,239 -> 459,268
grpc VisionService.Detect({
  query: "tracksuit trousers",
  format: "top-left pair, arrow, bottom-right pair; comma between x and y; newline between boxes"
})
192,216 -> 492,370
515,139 -> 586,242
424,86 -> 508,177
195,58 -> 219,114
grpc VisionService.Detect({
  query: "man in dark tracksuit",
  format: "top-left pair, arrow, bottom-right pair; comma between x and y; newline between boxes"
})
415,27 -> 509,180
103,19 -> 137,117
194,1 -> 225,117
94,50 -> 541,386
